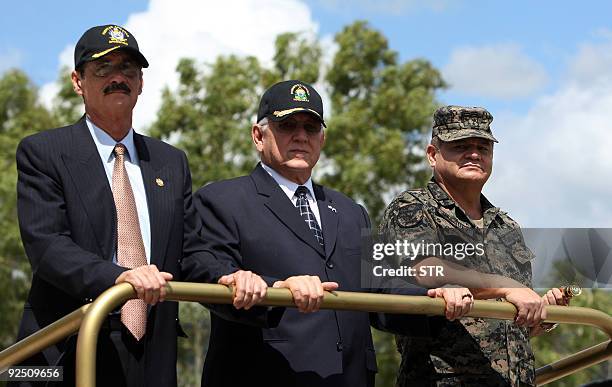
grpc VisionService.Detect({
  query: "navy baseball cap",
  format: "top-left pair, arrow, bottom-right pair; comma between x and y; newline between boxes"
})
257,80 -> 326,127
74,24 -> 149,69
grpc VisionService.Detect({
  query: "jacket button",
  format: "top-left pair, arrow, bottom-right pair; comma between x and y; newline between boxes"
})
327,262 -> 334,269
336,341 -> 343,352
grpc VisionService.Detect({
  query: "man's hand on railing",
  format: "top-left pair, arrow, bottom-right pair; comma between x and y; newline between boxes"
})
427,287 -> 474,321
502,287 -> 547,328
217,270 -> 268,310
272,276 -> 339,313
530,288 -> 571,336
115,264 -> 173,304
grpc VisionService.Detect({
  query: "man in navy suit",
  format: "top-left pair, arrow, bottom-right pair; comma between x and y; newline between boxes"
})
185,80 -> 474,387
13,25 -> 266,387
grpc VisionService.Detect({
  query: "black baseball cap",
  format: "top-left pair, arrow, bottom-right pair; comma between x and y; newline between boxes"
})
74,25 -> 149,69
257,80 -> 326,127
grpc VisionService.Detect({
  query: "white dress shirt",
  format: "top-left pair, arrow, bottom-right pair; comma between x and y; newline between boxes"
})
261,163 -> 322,228
86,117 -> 151,264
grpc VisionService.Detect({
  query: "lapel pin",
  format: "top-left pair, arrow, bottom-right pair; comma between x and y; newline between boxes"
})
328,205 -> 337,213
155,178 -> 164,187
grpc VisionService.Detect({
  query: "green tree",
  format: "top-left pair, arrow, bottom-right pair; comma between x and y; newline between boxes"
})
323,21 -> 446,223
150,56 -> 263,188
0,69 -> 55,349
177,304 -> 211,387
532,258 -> 612,385
51,66 -> 83,124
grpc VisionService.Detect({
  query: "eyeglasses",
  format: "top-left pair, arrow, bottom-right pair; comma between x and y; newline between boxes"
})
91,60 -> 141,78
275,119 -> 322,134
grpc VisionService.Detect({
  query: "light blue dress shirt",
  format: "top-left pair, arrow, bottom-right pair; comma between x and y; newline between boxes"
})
86,117 -> 151,264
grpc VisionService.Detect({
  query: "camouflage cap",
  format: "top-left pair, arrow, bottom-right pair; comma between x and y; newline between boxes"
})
432,105 -> 498,143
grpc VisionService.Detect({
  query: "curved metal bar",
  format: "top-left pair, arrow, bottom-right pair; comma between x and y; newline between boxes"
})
535,340 -> 612,385
75,283 -> 135,386
0,304 -> 89,373
75,282 -> 612,387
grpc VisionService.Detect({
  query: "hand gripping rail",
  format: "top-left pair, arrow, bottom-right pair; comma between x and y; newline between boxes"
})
0,282 -> 610,386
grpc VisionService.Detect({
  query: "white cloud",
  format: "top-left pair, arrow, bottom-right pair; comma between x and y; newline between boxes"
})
0,49 -> 23,74
318,0 -> 451,14
443,43 -> 548,99
485,67 -> 612,228
39,44 -> 73,110
124,0 -> 318,130
567,37 -> 612,87
39,82 -> 59,111
40,0 -> 319,131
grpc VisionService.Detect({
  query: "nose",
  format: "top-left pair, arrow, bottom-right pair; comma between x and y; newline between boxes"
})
108,70 -> 129,82
465,147 -> 482,160
292,125 -> 309,141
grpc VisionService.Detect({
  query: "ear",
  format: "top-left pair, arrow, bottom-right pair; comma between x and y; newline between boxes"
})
321,129 -> 326,148
71,70 -> 84,96
138,73 -> 143,95
426,144 -> 437,168
252,124 -> 264,152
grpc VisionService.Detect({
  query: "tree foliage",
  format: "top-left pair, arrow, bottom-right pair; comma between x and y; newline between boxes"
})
532,259 -> 612,386
0,69 -> 56,348
322,21 -> 446,222
51,66 -> 83,124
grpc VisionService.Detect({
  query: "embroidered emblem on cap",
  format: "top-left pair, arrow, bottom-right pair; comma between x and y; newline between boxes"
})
102,25 -> 129,46
291,84 -> 310,102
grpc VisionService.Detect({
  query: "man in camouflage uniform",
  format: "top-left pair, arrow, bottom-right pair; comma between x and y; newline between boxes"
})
380,106 -> 567,386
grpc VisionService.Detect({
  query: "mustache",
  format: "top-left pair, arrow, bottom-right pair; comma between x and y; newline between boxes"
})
103,82 -> 131,94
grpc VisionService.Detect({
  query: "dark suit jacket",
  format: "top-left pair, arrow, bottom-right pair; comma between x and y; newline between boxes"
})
14,118 -> 231,386
184,164 -> 427,387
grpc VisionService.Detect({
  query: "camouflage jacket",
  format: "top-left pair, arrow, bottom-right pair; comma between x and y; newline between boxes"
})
379,180 -> 535,387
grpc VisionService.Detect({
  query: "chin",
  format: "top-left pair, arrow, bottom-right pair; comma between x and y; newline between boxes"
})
285,159 -> 312,169
459,173 -> 489,184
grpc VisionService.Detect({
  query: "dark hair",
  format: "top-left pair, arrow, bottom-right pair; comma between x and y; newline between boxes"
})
75,63 -> 86,77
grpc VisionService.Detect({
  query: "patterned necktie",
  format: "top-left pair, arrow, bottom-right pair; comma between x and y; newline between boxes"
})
112,144 -> 147,340
295,186 -> 324,246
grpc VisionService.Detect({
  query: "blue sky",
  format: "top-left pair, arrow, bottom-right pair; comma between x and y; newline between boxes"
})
2,0 -> 612,228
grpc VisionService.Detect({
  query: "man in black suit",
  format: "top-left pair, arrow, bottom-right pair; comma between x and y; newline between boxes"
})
13,25 -> 266,387
185,80 -> 474,387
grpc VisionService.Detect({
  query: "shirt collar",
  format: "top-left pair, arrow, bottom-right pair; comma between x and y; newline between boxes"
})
427,178 -> 496,211
86,116 -> 138,164
428,177 -> 500,225
260,162 -> 315,200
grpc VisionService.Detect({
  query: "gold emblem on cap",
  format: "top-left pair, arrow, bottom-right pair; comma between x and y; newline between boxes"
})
155,178 -> 164,187
102,25 -> 129,46
291,84 -> 309,102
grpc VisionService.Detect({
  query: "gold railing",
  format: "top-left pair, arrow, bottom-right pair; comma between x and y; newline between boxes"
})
1,282 -> 610,386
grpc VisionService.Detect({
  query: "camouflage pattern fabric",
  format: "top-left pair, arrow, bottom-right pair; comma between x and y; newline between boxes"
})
379,180 -> 535,387
432,105 -> 498,143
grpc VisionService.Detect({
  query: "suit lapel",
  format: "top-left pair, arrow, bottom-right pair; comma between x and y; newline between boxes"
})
314,184 -> 338,260
62,119 -> 116,260
134,133 -> 173,270
251,164 -> 325,257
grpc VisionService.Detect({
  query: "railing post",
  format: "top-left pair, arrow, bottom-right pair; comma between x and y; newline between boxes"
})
75,283 -> 135,387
